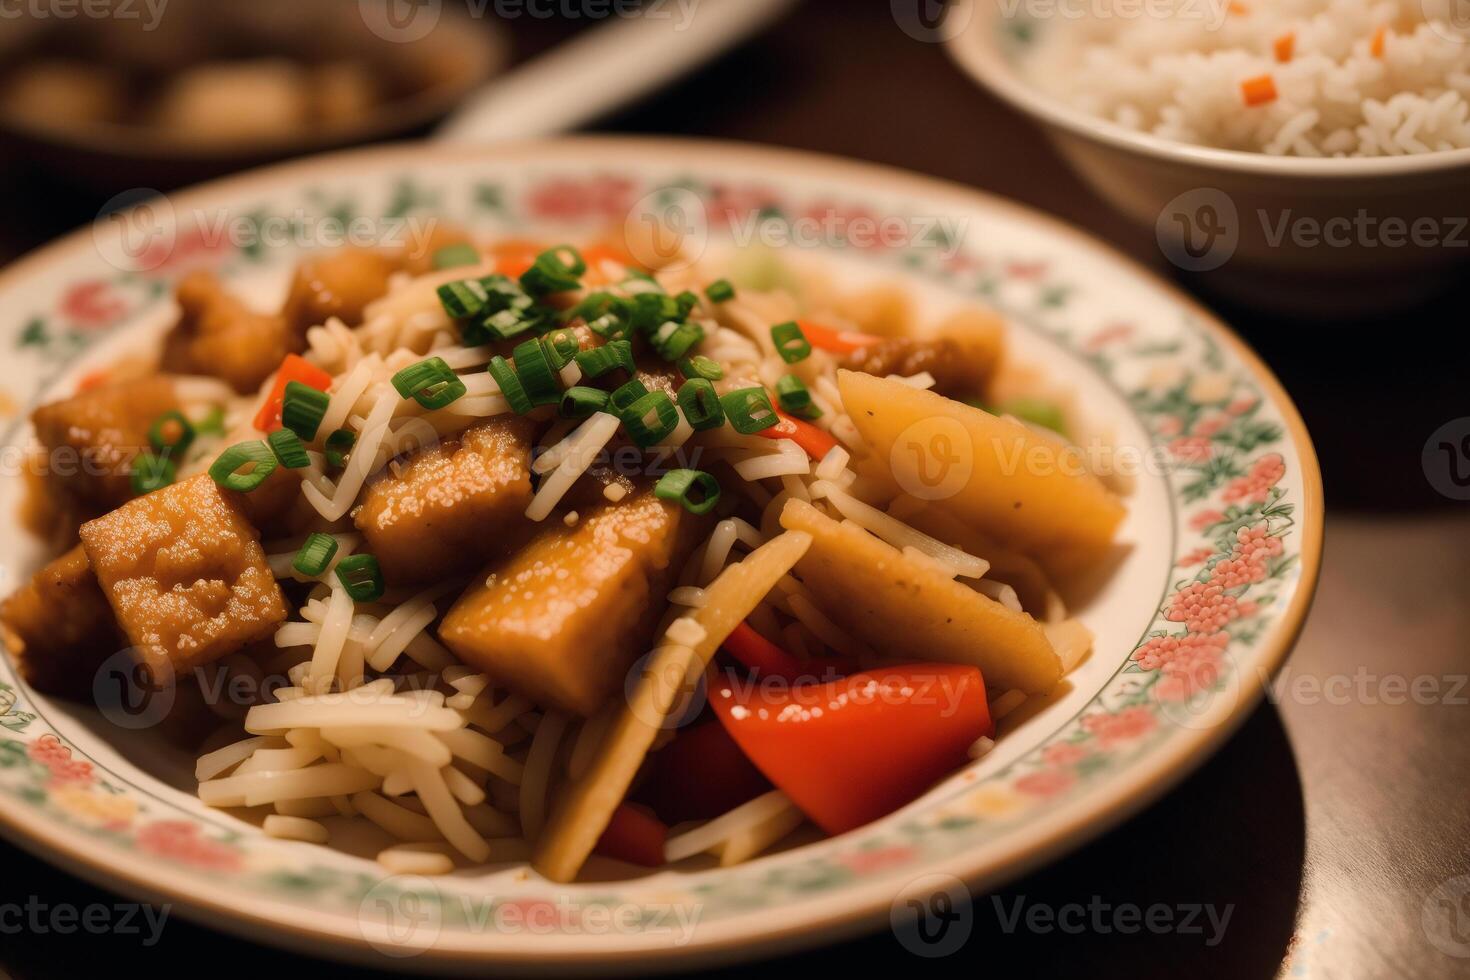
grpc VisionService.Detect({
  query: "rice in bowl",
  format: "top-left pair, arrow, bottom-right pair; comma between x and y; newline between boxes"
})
1017,0 -> 1470,156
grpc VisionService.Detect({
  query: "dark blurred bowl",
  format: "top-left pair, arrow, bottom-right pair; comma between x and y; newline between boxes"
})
0,0 -> 505,191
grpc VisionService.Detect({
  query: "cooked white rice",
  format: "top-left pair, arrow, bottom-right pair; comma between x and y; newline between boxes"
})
1020,0 -> 1470,155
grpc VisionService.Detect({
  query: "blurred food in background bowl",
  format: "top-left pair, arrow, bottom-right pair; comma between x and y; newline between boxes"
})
0,0 -> 503,189
944,0 -> 1470,316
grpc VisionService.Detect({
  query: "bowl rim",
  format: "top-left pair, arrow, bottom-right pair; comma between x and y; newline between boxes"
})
943,0 -> 1470,179
0,135 -> 1326,974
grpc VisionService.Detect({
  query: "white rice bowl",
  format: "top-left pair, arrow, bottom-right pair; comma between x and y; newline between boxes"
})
1019,0 -> 1470,156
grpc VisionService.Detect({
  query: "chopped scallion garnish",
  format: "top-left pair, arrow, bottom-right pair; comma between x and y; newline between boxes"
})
148,410 -> 195,459
267,427 -> 311,469
324,428 -> 355,468
334,553 -> 384,603
392,357 -> 467,410
431,243 -> 481,270
574,339 -> 634,379
655,469 -> 722,516
208,441 -> 278,492
488,356 -> 534,415
676,378 -> 725,431
559,385 -> 611,419
620,391 -> 679,448
281,381 -> 329,441
292,532 -> 339,578
720,387 -> 779,434
776,374 -> 821,419
705,279 -> 735,303
678,354 -> 723,381
770,321 -> 812,364
609,378 -> 650,415
519,245 -> 586,296
512,337 -> 560,406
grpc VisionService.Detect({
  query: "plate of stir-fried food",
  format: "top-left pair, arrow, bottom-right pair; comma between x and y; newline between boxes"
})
0,139 -> 1321,970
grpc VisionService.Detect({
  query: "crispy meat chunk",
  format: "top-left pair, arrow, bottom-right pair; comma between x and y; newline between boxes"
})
355,416 -> 536,585
438,489 -> 703,717
31,376 -> 180,510
0,545 -> 120,698
79,475 -> 287,678
162,270 -> 300,394
841,308 -> 1005,400
281,248 -> 398,334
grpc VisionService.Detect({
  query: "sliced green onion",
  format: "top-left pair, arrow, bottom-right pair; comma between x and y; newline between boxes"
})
488,356 -> 533,415
432,243 -> 481,270
675,290 -> 700,318
678,354 -> 723,381
147,410 -> 195,459
608,378 -> 650,415
130,452 -> 175,496
560,386 -> 611,419
281,381 -> 329,441
998,397 -> 1068,436
655,469 -> 722,516
721,387 -> 779,434
267,427 -> 311,469
705,279 -> 735,303
470,306 -> 544,343
291,532 -> 339,577
620,391 -> 679,448
512,338 -> 560,406
324,428 -> 355,468
334,553 -> 384,603
676,378 -> 725,431
651,320 -> 704,361
208,441 -> 278,492
575,339 -> 634,379
628,292 -> 683,335
544,329 -> 580,369
776,374 -> 822,419
392,356 -> 467,410
437,278 -> 492,319
568,292 -> 631,339
770,321 -> 812,364
195,405 -> 227,436
519,245 -> 586,296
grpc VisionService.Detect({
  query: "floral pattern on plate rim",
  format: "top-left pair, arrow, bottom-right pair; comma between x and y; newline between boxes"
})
0,167 -> 1300,928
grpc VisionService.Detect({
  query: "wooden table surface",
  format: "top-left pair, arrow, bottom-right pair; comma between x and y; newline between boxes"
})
2,3 -> 1468,977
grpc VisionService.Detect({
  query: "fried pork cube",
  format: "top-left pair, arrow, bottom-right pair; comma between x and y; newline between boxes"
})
840,308 -> 1005,400
0,545 -> 121,698
79,475 -> 287,678
354,416 -> 536,585
280,248 -> 399,334
31,376 -> 181,510
439,489 -> 702,716
162,270 -> 300,394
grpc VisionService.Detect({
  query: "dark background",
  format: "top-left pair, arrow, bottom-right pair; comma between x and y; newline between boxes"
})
2,2 -> 1468,977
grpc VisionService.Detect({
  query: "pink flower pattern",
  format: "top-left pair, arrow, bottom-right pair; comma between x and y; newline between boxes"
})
1223,453 -> 1286,504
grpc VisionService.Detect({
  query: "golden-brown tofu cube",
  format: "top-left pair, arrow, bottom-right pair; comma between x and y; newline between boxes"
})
31,376 -> 180,510
355,416 -> 536,585
439,489 -> 700,716
79,475 -> 287,677
280,248 -> 398,333
162,270 -> 300,394
0,545 -> 120,698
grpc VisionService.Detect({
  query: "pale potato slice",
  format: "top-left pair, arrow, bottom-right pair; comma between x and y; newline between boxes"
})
838,369 -> 1124,576
779,498 -> 1061,694
532,530 -> 813,883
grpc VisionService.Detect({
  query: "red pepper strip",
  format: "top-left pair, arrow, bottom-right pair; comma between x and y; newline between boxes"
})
798,319 -> 883,354
593,803 -> 668,867
488,240 -> 547,280
722,622 -> 855,684
710,663 -> 992,835
253,354 -> 333,433
755,409 -> 839,460
636,720 -> 771,824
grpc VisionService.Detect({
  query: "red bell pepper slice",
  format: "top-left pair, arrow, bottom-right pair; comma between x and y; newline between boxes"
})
798,319 -> 883,354
721,622 -> 856,684
488,240 -> 547,280
593,803 -> 668,867
755,409 -> 839,461
637,720 -> 771,824
253,354 -> 333,433
710,663 -> 992,835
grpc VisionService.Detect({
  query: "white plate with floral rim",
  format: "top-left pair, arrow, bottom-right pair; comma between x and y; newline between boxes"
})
0,138 -> 1322,974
